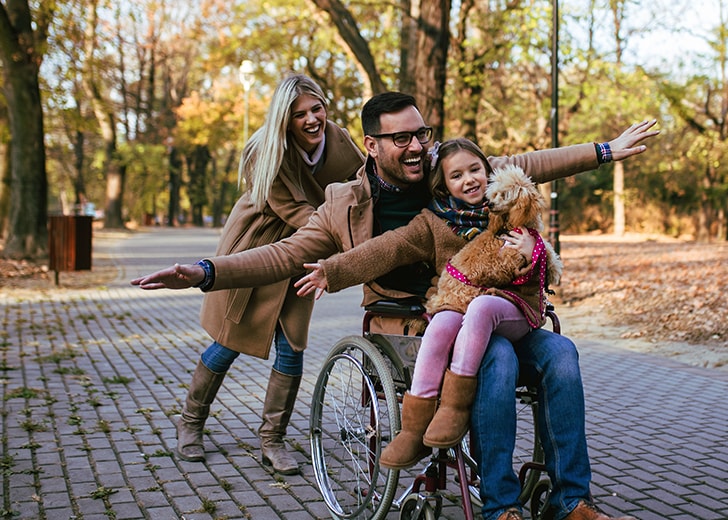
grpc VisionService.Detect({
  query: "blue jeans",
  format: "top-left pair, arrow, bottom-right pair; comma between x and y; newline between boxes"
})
471,329 -> 591,520
200,324 -> 303,376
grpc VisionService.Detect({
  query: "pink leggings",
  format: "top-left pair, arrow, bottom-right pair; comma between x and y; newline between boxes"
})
410,295 -> 532,398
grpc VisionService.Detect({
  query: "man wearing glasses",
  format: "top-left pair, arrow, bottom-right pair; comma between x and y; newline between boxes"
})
133,91 -> 656,520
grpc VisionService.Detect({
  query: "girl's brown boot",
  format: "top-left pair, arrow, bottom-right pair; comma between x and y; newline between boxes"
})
380,393 -> 438,469
423,369 -> 477,448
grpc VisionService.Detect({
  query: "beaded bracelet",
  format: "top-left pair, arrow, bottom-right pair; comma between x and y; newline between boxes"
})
194,259 -> 215,291
595,142 -> 613,164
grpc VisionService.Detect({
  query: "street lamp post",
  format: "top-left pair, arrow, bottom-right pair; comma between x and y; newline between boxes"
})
238,60 -> 255,145
549,0 -> 560,254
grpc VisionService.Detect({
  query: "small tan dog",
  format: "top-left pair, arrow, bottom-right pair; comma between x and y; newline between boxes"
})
426,164 -> 562,322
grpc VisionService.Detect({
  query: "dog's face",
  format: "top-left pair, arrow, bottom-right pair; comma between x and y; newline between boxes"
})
486,165 -> 546,229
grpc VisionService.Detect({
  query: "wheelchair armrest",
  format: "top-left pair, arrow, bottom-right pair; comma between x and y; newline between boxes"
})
545,302 -> 561,334
363,300 -> 426,317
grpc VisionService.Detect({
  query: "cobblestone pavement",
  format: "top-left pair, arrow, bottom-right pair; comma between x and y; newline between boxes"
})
1,227 -> 727,520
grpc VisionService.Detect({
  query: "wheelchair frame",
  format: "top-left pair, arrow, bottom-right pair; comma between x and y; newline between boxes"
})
309,300 -> 560,520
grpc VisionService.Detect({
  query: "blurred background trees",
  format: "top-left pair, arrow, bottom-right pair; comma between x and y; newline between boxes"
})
1,0 -> 726,260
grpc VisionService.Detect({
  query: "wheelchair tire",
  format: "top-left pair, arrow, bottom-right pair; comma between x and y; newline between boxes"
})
399,493 -> 439,520
310,335 -> 401,520
529,478 -> 552,520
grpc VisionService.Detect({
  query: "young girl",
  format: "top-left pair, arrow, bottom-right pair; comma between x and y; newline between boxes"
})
295,137 -> 559,469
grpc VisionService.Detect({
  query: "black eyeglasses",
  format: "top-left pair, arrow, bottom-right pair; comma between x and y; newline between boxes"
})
370,126 -> 433,148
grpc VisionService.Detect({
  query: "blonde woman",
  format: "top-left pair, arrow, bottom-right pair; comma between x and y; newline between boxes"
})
175,73 -> 363,474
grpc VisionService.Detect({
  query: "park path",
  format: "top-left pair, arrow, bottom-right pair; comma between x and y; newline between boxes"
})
1,226 -> 726,519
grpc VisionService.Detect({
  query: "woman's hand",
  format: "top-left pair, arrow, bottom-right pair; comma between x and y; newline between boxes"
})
500,228 -> 535,259
608,119 -> 659,161
130,263 -> 205,290
294,263 -> 328,299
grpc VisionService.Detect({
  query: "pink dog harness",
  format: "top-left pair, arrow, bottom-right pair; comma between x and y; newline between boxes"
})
445,228 -> 548,328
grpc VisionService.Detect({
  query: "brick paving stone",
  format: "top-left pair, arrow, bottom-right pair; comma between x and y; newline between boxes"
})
229,488 -> 268,508
635,510 -> 671,520
42,507 -> 78,519
37,477 -> 68,494
42,491 -> 76,509
143,506 -> 181,518
672,500 -> 726,520
12,502 -> 42,519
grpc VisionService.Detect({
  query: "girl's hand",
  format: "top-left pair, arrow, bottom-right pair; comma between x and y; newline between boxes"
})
500,228 -> 535,259
294,262 -> 328,299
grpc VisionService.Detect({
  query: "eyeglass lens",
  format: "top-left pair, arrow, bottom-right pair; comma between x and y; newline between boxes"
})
393,127 -> 432,147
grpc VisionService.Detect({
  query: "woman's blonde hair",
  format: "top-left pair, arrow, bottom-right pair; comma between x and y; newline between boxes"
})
429,137 -> 492,200
239,74 -> 328,210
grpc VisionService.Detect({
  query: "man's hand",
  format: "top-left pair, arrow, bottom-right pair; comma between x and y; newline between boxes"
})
608,119 -> 659,161
294,262 -> 328,300
130,263 -> 205,290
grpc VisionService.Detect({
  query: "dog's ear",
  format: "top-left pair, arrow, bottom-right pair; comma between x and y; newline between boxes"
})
508,186 -> 538,228
530,185 -> 547,230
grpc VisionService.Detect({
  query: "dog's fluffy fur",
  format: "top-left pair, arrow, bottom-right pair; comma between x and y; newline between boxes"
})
425,164 -> 563,315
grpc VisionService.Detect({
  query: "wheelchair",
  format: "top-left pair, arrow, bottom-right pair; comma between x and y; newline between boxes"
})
309,299 -> 560,520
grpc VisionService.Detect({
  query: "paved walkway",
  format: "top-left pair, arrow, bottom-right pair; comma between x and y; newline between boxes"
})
1,227 -> 727,520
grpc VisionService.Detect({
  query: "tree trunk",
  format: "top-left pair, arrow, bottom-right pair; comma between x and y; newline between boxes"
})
609,1 -> 626,238
613,161 -> 625,236
82,0 -> 125,229
189,145 -> 210,227
0,1 -> 48,259
104,158 -> 126,229
398,0 -> 417,95
451,0 -> 479,142
167,145 -> 182,226
213,148 -> 237,228
0,105 -> 11,239
309,0 -> 386,94
413,0 -> 450,140
696,170 -> 714,241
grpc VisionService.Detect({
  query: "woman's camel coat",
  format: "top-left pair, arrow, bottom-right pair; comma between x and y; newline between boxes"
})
199,122 -> 364,359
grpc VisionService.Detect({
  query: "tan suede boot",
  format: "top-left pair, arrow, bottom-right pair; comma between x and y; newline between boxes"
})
380,393 -> 438,469
177,360 -> 226,462
259,369 -> 302,475
423,369 -> 478,449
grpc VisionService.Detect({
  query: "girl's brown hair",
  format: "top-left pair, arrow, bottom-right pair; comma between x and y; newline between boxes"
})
428,137 -> 493,200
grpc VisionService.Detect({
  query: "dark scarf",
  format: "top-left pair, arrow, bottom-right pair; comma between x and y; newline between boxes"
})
429,195 -> 490,241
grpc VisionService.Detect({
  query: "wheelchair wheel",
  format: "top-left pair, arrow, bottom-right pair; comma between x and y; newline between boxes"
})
529,478 -> 552,520
399,493 -> 439,520
310,335 -> 401,520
